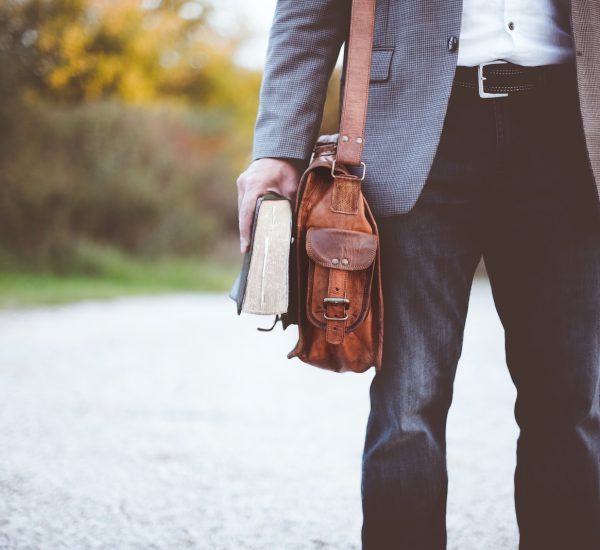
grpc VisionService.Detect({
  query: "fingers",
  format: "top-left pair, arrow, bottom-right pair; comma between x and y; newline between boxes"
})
236,172 -> 248,253
238,190 -> 257,254
237,172 -> 267,254
236,158 -> 302,254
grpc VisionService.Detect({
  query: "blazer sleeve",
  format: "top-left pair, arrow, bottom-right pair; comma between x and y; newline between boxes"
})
251,0 -> 352,168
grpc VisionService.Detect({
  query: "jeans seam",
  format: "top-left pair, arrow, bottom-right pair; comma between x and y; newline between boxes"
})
492,99 -> 506,174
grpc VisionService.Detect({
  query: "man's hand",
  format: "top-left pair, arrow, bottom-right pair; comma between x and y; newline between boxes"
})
236,158 -> 301,254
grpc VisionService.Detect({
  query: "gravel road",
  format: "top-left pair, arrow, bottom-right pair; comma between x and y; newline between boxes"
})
0,278 -> 519,549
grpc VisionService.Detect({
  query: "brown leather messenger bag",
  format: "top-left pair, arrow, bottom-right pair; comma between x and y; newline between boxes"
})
280,0 -> 383,373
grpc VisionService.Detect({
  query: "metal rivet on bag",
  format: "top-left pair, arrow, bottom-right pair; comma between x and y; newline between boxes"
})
331,258 -> 340,265
341,258 -> 349,266
356,137 -> 363,144
341,135 -> 349,142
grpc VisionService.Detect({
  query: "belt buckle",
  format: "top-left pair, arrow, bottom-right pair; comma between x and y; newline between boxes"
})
478,60 -> 510,99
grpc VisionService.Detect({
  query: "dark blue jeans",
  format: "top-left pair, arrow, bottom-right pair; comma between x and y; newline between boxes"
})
361,61 -> 600,550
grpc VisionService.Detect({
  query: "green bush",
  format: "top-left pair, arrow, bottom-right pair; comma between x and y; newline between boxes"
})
0,101 -> 242,272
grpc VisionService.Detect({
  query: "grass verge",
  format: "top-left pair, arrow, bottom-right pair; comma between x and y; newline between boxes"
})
0,257 -> 238,308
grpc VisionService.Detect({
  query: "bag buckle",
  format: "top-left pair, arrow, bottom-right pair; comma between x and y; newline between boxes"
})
331,160 -> 366,181
478,60 -> 509,98
323,297 -> 350,321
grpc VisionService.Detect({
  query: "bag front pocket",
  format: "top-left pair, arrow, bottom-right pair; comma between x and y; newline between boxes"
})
305,226 -> 377,334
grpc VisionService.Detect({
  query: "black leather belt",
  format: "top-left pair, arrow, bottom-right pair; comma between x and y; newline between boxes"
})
453,59 -> 576,98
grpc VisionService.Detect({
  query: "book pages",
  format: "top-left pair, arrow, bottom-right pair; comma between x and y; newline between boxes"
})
242,199 -> 292,315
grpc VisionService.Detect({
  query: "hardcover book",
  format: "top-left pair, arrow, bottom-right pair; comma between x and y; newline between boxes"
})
229,192 -> 293,315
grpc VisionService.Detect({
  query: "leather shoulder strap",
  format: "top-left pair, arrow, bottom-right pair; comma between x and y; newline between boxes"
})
336,0 -> 376,167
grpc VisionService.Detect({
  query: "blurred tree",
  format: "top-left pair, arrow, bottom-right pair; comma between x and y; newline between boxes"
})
0,0 -> 343,272
0,0 -> 260,117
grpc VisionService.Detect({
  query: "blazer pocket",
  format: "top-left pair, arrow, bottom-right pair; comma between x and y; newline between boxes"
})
370,48 -> 394,83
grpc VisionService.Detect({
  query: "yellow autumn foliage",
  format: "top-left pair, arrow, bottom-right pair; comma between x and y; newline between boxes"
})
2,0 -> 258,113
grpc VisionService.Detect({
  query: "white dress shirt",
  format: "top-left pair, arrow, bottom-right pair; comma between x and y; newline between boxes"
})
457,0 -> 576,66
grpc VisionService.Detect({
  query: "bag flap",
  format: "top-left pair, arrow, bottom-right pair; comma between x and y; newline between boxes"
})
306,227 -> 377,270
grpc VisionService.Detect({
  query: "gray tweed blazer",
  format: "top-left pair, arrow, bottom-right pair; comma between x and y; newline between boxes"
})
251,0 -> 600,219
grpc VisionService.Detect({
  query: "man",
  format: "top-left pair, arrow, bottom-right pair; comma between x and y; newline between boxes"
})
236,0 -> 600,548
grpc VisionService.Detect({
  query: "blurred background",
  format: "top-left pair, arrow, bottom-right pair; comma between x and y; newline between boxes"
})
0,2 -> 518,549
0,0 -> 344,306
